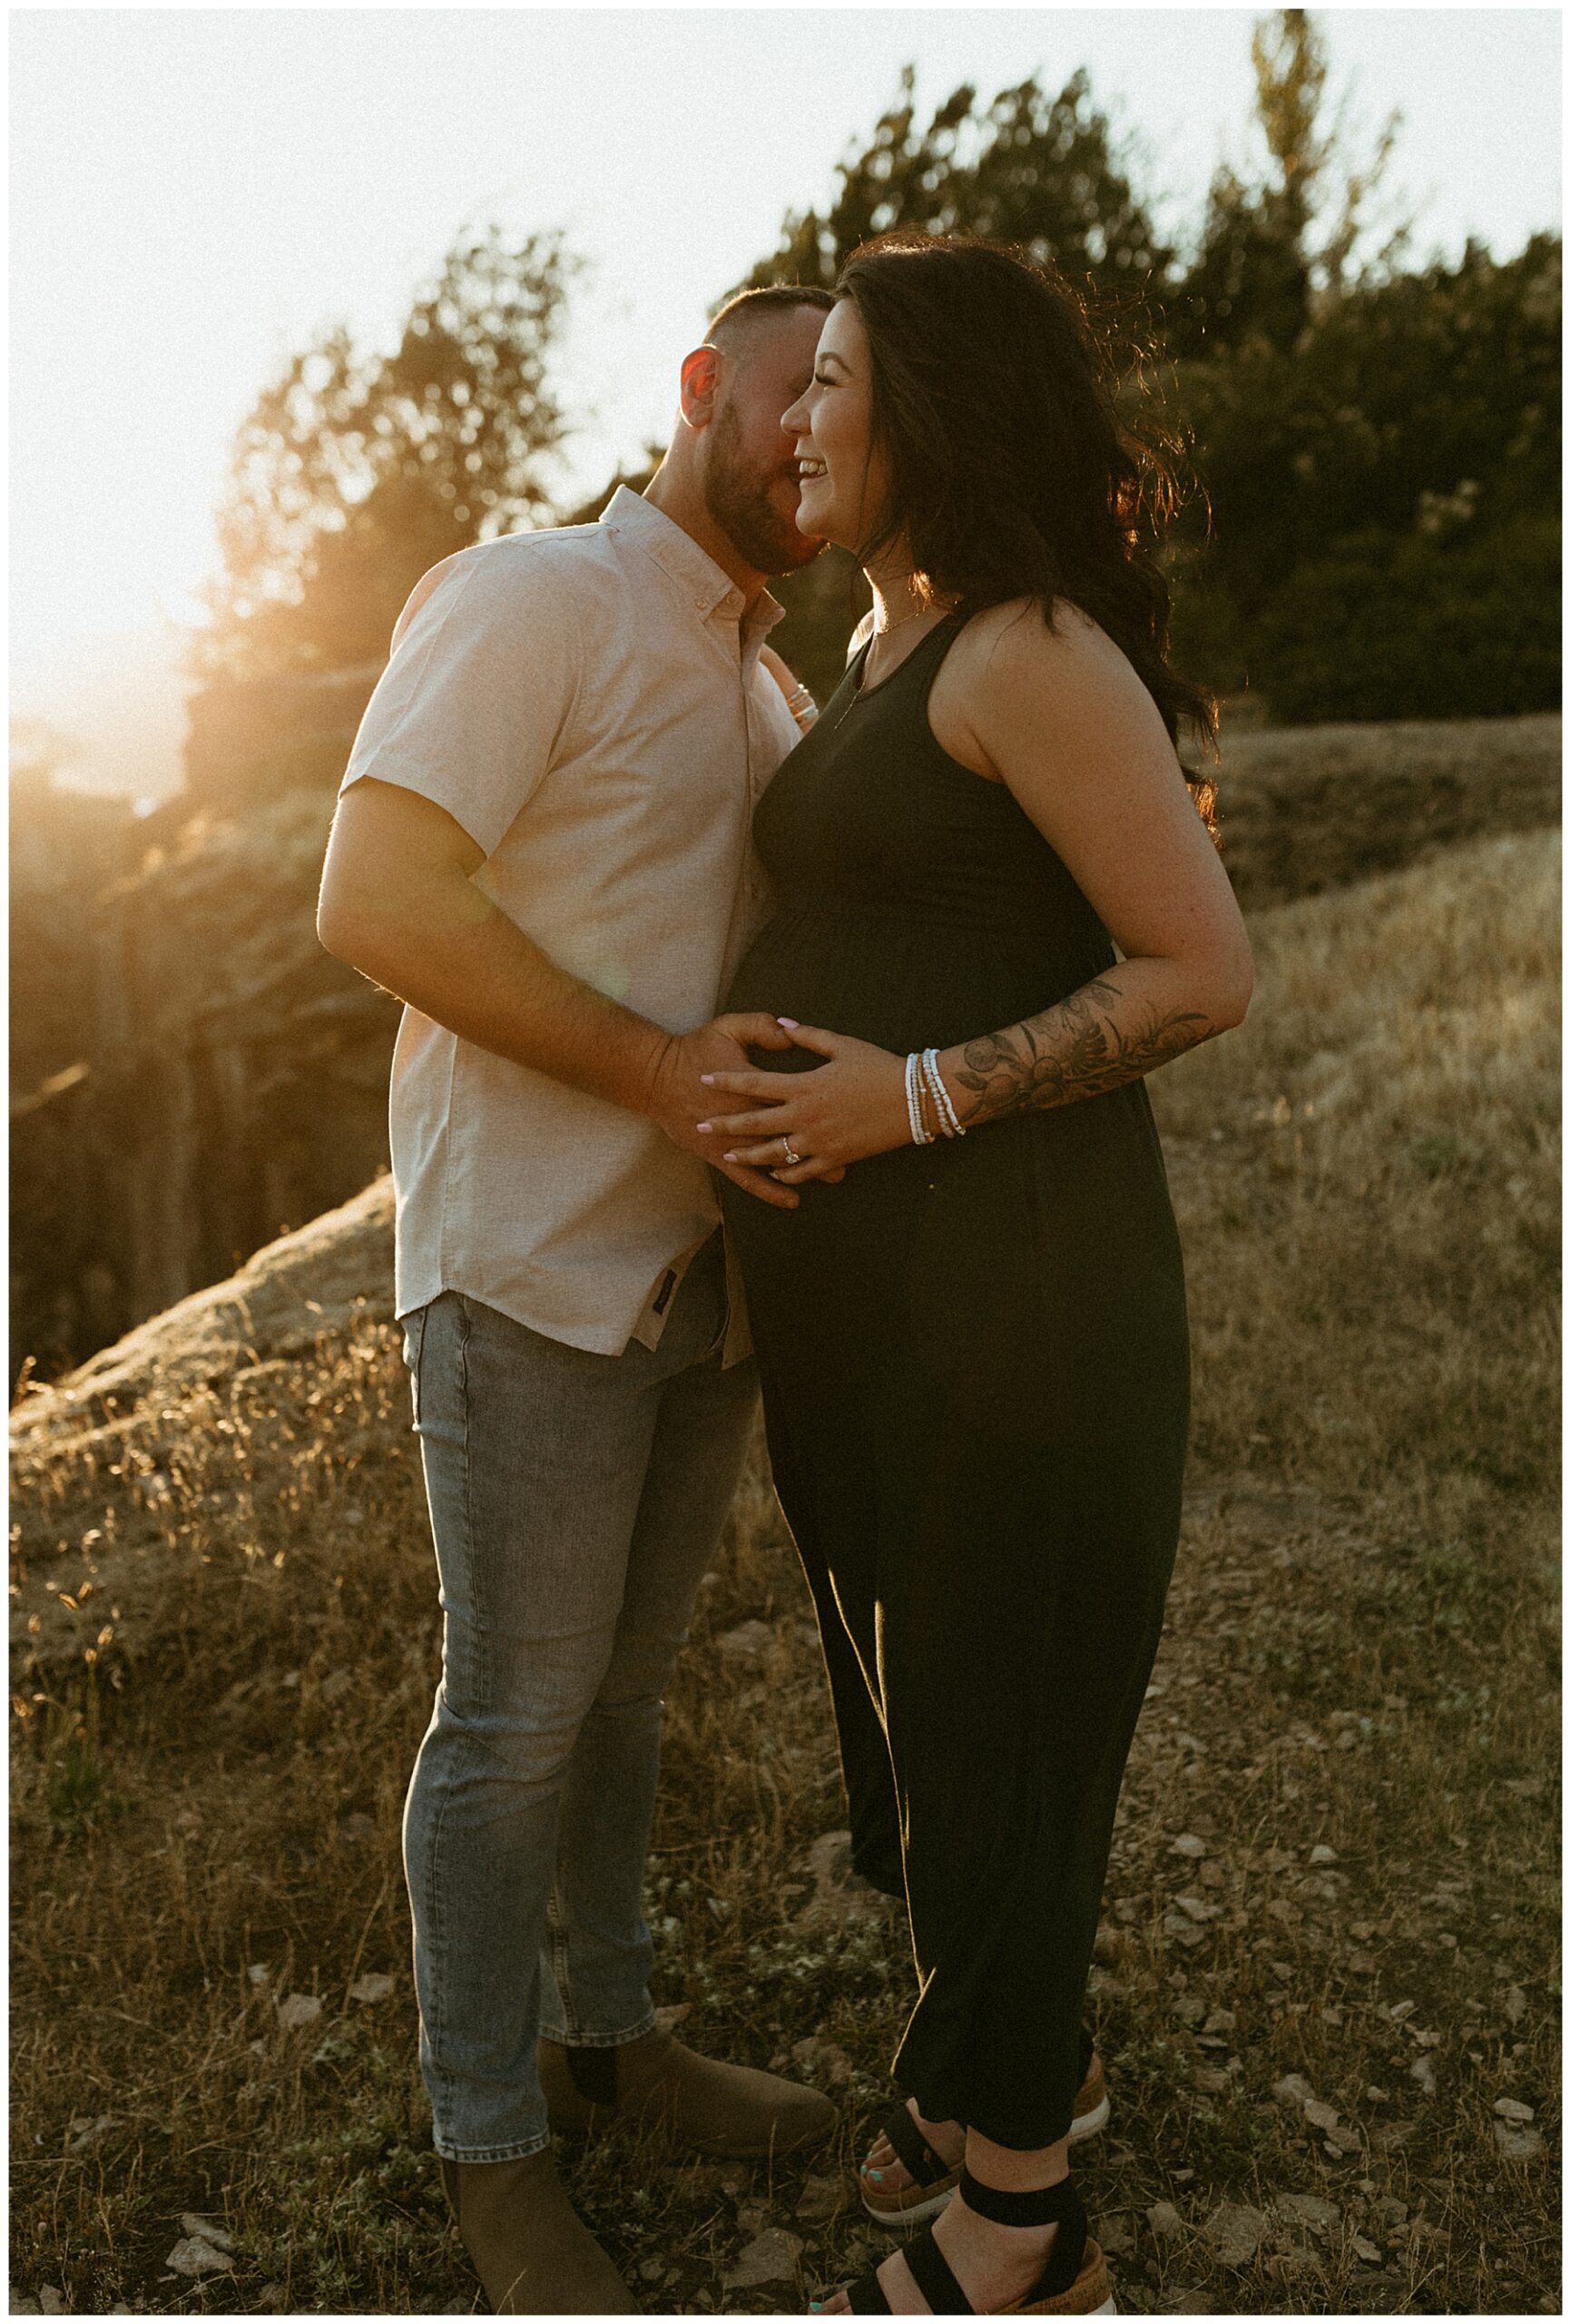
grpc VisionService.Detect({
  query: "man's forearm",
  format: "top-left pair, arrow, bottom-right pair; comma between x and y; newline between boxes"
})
327,889 -> 671,1117
317,771 -> 804,1208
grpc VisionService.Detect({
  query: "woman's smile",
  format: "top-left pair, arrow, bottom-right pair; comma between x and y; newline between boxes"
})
790,450 -> 832,539
779,299 -> 889,547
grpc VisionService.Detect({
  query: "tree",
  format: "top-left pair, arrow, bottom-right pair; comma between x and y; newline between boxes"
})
1147,9 -> 1561,719
1166,231 -> 1562,713
196,225 -> 575,681
1166,8 -> 1407,358
746,65 -> 1173,309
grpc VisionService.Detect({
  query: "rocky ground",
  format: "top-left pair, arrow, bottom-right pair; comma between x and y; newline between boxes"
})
11,828 -> 1559,2313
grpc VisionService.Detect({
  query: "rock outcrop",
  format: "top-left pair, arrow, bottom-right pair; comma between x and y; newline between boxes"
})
10,1174 -> 396,1679
12,1174 -> 394,1449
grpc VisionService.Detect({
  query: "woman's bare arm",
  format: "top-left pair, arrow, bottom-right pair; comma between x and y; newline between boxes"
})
931,598 -> 1251,1127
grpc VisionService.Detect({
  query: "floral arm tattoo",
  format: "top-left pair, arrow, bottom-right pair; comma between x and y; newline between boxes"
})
950,974 -> 1216,1126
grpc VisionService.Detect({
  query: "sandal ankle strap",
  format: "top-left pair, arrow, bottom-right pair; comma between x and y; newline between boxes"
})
957,2164 -> 1083,2229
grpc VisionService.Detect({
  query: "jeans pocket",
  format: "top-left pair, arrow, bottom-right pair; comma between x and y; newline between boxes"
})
401,1304 -> 430,1427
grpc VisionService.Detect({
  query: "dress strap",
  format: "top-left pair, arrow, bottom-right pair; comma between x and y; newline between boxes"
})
854,606 -> 965,692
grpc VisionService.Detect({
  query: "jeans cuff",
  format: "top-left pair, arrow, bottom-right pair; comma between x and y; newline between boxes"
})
434,2128 -> 553,2163
536,2005 -> 657,2049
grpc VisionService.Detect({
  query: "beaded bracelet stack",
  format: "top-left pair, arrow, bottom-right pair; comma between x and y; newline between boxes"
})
904,1047 -> 967,1146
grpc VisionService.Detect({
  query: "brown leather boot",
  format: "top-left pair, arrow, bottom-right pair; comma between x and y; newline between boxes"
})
537,2027 -> 837,2158
438,2149 -> 637,2314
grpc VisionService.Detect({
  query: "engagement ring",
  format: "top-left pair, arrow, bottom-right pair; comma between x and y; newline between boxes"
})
781,1137 -> 802,1167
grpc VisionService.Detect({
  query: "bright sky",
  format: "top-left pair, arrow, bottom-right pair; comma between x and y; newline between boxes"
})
10,5 -> 1562,786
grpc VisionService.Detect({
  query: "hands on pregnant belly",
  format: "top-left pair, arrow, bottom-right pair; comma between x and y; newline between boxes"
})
695,1018 -> 911,1186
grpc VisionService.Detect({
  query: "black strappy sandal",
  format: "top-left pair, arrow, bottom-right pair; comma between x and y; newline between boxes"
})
859,2100 -> 965,2228
861,2053 -> 1112,2229
832,2166 -> 1115,2316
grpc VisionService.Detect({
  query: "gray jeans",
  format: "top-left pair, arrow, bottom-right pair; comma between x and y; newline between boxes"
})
398,1229 -> 759,2162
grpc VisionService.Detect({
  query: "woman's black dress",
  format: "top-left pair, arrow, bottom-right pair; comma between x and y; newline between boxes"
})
720,613 -> 1190,2151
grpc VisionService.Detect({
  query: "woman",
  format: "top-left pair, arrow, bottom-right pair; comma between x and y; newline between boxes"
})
698,234 -> 1252,2319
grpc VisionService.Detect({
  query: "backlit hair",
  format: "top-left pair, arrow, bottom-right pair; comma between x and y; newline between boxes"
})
836,232 -> 1219,825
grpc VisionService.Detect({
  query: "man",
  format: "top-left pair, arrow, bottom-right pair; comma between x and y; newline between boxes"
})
317,284 -> 836,2314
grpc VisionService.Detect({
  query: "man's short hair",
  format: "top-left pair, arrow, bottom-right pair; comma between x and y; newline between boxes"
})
704,284 -> 835,359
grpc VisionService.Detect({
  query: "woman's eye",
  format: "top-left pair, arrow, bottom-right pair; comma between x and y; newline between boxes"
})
813,370 -> 835,387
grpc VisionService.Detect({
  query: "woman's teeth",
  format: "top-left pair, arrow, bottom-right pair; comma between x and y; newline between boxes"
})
797,458 -> 827,478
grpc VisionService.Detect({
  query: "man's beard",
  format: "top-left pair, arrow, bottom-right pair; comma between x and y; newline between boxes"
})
702,399 -> 824,577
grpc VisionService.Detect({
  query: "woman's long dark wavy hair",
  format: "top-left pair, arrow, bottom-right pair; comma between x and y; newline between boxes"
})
835,231 -> 1219,836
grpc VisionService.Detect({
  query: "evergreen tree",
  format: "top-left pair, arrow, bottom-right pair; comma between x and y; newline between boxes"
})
745,65 -> 1172,308
1167,8 -> 1407,357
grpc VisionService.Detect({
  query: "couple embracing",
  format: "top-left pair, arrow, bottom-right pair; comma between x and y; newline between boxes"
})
318,232 -> 1252,2318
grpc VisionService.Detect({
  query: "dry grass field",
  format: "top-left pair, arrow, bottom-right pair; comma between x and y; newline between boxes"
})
10,825 -> 1559,2316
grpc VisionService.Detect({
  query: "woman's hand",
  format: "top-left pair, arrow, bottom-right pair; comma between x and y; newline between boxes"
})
694,1020 -> 909,1183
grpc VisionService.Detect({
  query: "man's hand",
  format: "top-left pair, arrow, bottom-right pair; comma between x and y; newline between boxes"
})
646,1014 -> 846,1209
693,1022 -> 909,1177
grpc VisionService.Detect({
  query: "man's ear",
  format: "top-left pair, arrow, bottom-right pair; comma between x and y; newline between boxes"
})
677,344 -> 722,432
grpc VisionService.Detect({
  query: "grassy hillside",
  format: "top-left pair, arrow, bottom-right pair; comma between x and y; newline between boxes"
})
11,827 -> 1558,2316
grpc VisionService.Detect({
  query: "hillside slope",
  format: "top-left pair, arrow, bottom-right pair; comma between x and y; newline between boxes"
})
11,827 -> 1558,2317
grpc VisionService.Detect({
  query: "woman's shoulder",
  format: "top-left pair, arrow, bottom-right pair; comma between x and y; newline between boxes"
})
954,593 -> 1113,666
950,593 -> 1146,711
930,593 -> 1167,784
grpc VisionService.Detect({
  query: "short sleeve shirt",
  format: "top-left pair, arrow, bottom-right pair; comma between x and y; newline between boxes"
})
337,486 -> 800,1361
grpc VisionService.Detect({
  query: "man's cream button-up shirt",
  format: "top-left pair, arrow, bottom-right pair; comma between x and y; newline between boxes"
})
338,486 -> 800,1364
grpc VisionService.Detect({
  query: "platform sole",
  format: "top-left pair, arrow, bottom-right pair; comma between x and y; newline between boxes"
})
1068,2096 -> 1110,2142
1007,2240 -> 1115,2315
863,2181 -> 958,2229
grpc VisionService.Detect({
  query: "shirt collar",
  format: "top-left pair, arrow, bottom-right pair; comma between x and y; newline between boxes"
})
600,484 -> 786,643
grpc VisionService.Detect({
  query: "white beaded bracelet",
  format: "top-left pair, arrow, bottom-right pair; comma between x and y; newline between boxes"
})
921,1047 -> 966,1137
905,1050 -> 935,1146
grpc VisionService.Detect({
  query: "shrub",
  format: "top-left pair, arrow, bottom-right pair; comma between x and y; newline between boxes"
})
1250,510 -> 1561,722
